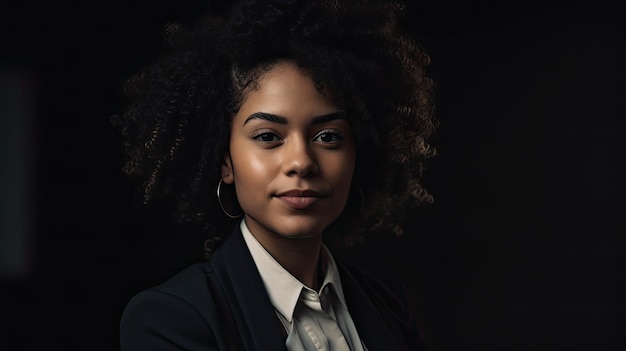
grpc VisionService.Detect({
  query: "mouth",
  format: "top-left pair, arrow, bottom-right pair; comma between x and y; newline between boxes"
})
274,189 -> 324,210
276,189 -> 323,197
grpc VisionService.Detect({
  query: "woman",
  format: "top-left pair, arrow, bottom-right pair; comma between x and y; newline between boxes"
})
114,0 -> 437,349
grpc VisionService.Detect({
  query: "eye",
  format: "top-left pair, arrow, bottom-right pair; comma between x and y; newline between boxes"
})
251,130 -> 282,145
313,129 -> 344,144
255,132 -> 279,142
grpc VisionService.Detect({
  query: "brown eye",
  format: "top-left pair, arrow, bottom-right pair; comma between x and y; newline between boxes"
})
320,133 -> 334,142
253,132 -> 280,142
313,129 -> 343,144
261,133 -> 274,141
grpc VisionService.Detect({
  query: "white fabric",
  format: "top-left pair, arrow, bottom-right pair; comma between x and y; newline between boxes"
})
240,220 -> 367,351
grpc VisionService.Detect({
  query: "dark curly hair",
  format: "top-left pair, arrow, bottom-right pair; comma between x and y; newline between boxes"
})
111,0 -> 437,256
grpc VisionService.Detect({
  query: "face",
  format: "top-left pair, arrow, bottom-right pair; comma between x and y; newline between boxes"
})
222,61 -> 355,241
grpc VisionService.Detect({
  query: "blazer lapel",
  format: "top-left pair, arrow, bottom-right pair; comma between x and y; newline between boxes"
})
211,227 -> 287,351
338,263 -> 410,351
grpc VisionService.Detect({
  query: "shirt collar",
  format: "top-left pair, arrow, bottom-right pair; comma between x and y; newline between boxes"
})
240,220 -> 347,322
319,243 -> 348,308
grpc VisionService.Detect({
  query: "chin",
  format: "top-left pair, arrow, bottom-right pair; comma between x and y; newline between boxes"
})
245,209 -> 339,240
270,216 -> 331,239
277,232 -> 320,240
275,223 -> 325,239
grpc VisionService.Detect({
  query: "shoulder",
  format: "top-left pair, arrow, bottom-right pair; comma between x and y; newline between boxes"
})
152,261 -> 216,301
331,235 -> 421,323
338,258 -> 412,313
337,257 -> 426,348
120,262 -> 220,350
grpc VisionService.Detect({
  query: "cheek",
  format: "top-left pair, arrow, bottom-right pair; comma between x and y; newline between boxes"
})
328,151 -> 356,195
246,154 -> 276,176
341,147 -> 357,179
230,149 -> 278,199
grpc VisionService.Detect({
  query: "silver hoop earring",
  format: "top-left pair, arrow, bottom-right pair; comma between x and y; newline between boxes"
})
217,179 -> 243,219
353,183 -> 365,211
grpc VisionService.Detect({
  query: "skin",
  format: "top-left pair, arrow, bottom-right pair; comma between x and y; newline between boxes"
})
222,61 -> 356,289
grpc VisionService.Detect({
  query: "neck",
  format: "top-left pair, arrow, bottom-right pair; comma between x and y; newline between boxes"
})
245,218 -> 323,290
269,236 -> 323,290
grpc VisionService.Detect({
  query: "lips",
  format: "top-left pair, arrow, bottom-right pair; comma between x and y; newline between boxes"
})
275,189 -> 324,209
276,189 -> 322,197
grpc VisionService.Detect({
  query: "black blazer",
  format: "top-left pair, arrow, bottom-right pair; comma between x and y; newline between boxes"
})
120,227 -> 425,350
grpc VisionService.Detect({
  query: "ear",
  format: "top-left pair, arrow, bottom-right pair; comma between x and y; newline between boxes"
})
221,153 -> 235,184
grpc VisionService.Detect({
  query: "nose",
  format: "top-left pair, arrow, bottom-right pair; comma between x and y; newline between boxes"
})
282,137 -> 318,178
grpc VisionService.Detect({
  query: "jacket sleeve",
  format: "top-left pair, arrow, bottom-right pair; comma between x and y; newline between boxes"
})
120,289 -> 219,351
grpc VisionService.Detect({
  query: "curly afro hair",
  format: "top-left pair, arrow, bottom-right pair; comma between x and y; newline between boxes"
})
112,0 -> 437,256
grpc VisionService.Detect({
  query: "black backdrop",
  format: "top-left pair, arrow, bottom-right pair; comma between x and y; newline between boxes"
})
2,1 -> 624,350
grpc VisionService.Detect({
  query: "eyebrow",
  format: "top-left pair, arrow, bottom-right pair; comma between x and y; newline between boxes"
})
242,111 -> 346,125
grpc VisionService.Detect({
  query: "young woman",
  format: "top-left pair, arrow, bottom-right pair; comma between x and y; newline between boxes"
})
114,0 -> 437,350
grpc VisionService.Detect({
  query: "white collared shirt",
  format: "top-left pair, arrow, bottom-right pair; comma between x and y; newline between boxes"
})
240,220 -> 367,351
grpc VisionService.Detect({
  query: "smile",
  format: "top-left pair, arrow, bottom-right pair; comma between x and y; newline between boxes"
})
274,189 -> 324,210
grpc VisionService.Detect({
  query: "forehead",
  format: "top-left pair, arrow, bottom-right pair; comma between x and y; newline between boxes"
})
248,61 -> 319,97
234,61 -> 339,122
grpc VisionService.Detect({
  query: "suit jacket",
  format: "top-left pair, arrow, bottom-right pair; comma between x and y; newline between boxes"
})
120,227 -> 425,350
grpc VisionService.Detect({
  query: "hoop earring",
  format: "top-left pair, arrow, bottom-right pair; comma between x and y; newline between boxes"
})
353,183 -> 365,211
217,179 -> 243,219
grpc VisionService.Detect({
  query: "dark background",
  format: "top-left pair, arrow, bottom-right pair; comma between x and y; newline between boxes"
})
2,1 -> 624,350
